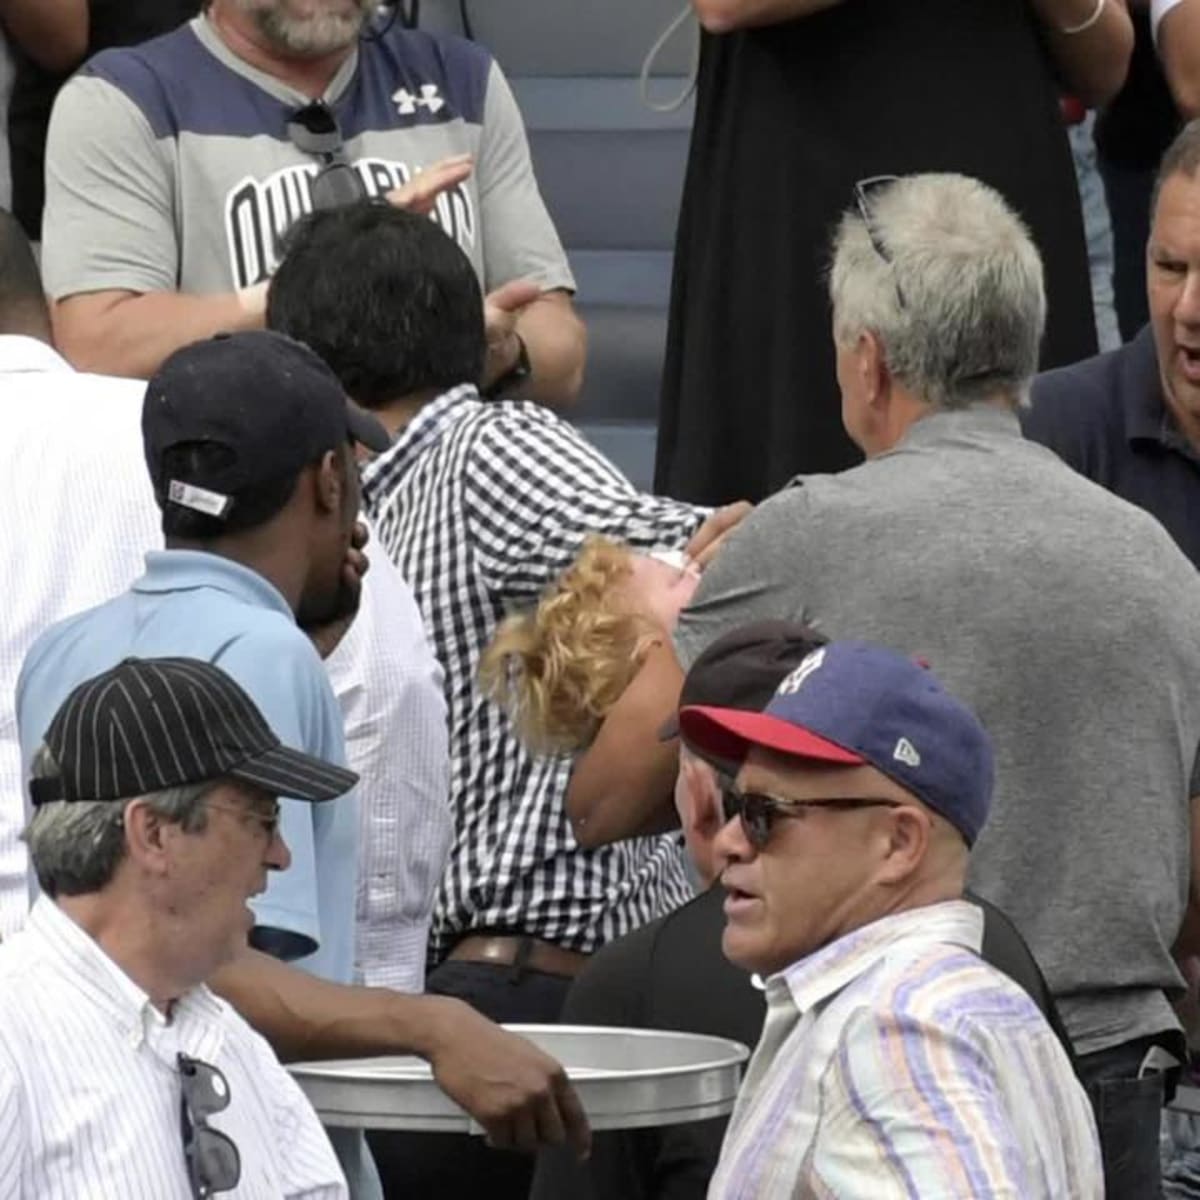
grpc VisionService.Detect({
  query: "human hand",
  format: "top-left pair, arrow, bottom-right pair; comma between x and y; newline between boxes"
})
386,154 -> 474,216
685,501 -> 753,569
483,279 -> 542,387
425,998 -> 591,1157
303,521 -> 370,659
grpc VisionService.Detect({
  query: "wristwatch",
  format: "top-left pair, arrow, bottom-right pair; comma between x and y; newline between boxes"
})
483,332 -> 532,399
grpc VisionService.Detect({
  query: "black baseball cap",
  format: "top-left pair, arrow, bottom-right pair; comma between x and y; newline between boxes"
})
29,657 -> 358,807
661,620 -> 829,742
142,330 -> 390,520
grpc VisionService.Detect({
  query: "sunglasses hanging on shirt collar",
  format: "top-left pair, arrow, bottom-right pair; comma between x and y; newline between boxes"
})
287,100 -> 369,212
178,1053 -> 241,1199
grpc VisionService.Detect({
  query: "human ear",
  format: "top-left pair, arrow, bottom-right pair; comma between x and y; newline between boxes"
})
859,331 -> 891,407
123,800 -> 173,877
876,804 -> 930,884
313,450 -> 342,516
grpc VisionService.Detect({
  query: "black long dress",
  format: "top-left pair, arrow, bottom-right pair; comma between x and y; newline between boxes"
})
655,0 -> 1098,504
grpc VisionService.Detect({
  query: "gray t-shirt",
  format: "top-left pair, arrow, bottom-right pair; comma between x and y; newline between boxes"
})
42,15 -> 573,297
677,405 -> 1200,1057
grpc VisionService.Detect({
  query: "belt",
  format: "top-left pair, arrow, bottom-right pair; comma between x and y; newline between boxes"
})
448,934 -> 588,979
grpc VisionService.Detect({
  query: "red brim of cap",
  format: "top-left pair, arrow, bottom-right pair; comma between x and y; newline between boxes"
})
678,705 -> 866,766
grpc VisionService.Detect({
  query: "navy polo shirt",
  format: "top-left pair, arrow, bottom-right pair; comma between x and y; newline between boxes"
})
1023,326 -> 1200,568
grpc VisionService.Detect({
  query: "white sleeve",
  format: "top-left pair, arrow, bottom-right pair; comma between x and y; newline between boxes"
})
1152,0 -> 1188,45
324,525 -> 452,991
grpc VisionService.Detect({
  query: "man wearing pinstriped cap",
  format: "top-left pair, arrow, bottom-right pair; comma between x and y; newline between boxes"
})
0,655 -> 354,1197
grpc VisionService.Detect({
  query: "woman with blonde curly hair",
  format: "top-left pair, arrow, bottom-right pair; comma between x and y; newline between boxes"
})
480,536 -> 700,755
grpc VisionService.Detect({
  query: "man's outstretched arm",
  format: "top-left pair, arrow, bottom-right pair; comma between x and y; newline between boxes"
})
212,945 -> 591,1158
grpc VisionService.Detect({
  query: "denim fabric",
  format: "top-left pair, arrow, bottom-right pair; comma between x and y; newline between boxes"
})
1077,1036 -> 1169,1200
1070,113 -> 1121,353
1098,155 -> 1155,342
1164,1110 -> 1200,1199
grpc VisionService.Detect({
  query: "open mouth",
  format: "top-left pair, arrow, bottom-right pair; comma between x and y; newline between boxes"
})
1178,346 -> 1200,381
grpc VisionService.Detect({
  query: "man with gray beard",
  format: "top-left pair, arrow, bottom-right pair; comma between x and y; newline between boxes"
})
39,0 -> 584,404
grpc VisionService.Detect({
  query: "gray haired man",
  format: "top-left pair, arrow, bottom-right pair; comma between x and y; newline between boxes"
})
0,656 -> 355,1198
572,173 -> 1200,1199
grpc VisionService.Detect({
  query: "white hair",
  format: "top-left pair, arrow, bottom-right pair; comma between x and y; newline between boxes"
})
828,173 -> 1046,410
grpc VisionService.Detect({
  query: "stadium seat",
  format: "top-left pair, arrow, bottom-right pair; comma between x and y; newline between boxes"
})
415,0 -> 697,489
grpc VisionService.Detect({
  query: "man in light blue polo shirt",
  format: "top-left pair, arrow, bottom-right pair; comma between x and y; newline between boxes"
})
18,329 -> 384,980
16,328 -> 391,1192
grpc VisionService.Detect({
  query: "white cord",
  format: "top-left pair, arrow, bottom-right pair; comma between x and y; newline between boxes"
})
639,3 -> 701,114
1059,0 -> 1107,35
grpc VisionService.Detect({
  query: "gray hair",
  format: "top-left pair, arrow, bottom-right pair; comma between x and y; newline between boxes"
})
22,745 -> 214,898
828,173 -> 1046,409
1153,118 -> 1200,215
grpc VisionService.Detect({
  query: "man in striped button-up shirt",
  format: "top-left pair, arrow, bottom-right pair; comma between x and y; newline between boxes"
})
680,641 -> 1102,1199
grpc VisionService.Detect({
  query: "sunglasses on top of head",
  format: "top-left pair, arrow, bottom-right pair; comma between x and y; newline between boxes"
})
853,174 -> 906,309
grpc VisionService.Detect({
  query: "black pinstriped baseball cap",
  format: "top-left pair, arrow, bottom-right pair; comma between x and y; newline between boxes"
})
29,657 -> 358,807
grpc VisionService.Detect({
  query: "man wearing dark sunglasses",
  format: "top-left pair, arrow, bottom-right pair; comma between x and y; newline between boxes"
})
0,657 -> 355,1197
576,169 -> 1200,1200
679,639 -> 1102,1199
39,0 -> 584,405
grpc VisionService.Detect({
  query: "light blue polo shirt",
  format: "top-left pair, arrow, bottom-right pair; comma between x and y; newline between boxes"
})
16,550 -> 357,985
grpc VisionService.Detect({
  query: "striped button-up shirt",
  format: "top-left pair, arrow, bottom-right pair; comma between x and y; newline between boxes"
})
709,900 -> 1102,1199
0,898 -> 346,1199
362,386 -> 703,959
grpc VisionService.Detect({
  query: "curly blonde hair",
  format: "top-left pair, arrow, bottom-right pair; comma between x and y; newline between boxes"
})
479,536 -> 660,756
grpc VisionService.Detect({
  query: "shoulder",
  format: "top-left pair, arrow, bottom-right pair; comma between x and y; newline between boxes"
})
562,915 -> 663,1025
75,23 -> 210,138
470,400 -> 591,461
76,23 -> 287,142
214,617 -> 326,684
366,25 -> 494,125
839,943 -> 1041,1052
1024,339 -> 1140,444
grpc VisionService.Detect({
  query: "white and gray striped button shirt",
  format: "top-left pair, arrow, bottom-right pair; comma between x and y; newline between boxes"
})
0,897 -> 347,1199
0,337 -> 451,993
361,386 -> 704,961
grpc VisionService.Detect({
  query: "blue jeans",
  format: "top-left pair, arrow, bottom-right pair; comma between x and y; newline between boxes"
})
1077,1035 -> 1171,1200
1164,1109 -> 1200,1199
1069,113 -> 1121,353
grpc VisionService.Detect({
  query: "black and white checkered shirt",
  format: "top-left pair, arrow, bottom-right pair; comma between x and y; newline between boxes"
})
362,386 -> 703,960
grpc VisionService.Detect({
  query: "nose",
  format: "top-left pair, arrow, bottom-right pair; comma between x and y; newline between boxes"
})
712,809 -> 755,874
265,830 -> 292,872
1177,267 -> 1200,326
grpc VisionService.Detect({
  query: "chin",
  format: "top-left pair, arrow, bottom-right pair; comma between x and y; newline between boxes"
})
722,928 -> 769,975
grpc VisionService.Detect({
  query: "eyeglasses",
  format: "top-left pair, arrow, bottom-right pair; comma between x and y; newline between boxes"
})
287,100 -> 369,211
206,799 -> 282,841
178,1053 -> 241,1199
853,174 -> 906,309
721,786 -> 903,850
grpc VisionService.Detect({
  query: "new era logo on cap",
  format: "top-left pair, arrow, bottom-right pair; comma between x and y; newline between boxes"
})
893,737 -> 921,767
678,640 -> 995,845
775,647 -> 826,696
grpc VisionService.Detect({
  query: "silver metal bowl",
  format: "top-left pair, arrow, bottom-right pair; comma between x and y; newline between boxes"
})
289,1024 -> 750,1131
